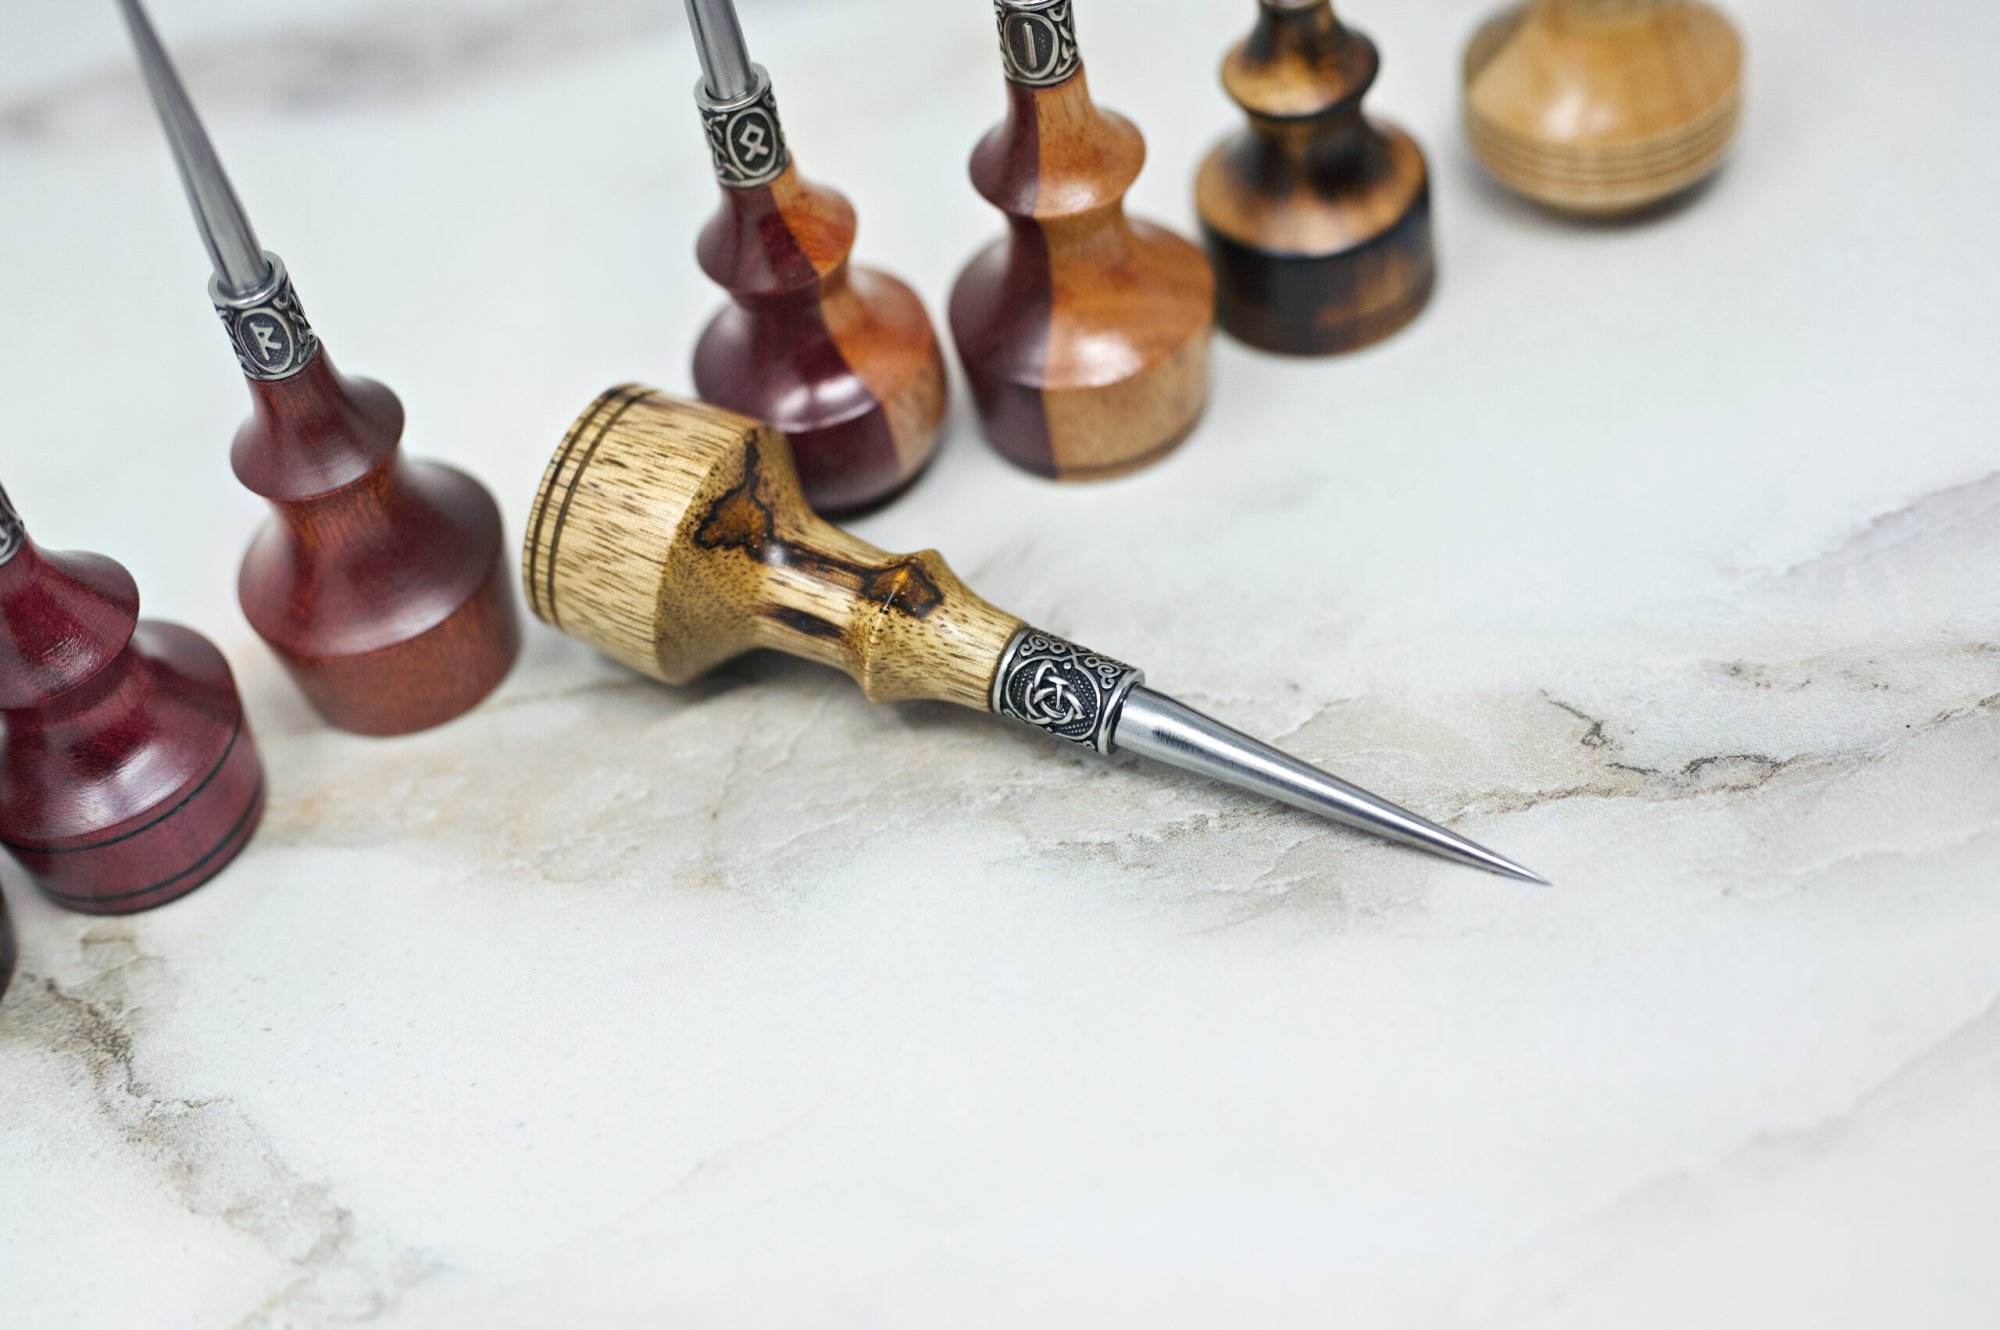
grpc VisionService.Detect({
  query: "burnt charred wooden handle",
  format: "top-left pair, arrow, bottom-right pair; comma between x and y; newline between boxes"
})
1195,0 -> 1436,356
522,388 -> 1023,709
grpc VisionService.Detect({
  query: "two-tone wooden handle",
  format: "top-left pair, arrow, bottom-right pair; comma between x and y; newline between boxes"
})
950,0 -> 1215,482
522,388 -> 1023,709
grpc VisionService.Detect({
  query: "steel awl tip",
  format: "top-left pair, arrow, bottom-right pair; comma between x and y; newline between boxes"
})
116,0 -> 272,297
985,631 -> 1548,884
1108,686 -> 1548,884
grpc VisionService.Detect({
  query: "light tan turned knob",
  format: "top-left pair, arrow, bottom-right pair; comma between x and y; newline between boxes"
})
1463,0 -> 1744,216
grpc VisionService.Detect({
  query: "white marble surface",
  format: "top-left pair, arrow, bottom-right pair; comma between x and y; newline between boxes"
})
3,0 -> 1998,1325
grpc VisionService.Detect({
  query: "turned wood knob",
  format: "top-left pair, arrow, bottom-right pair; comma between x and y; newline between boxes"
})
691,68 -> 949,517
1196,0 -> 1435,355
227,265 -> 520,735
523,387 -> 1022,708
950,0 -> 1214,480
0,486 -> 264,915
1463,0 -> 1744,216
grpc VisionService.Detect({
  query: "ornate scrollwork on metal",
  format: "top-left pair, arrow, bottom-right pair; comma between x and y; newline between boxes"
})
0,484 -> 24,566
696,66 -> 790,190
991,627 -> 1143,753
994,0 -> 1080,88
211,253 -> 318,381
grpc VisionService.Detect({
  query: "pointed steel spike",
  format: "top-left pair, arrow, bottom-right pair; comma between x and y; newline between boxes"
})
1112,687 -> 1551,884
116,0 -> 272,297
683,0 -> 758,101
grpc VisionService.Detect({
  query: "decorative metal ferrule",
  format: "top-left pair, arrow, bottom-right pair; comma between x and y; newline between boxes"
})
990,627 -> 1144,755
0,485 -> 24,566
695,64 -> 790,190
211,252 -> 318,381
994,0 -> 1080,88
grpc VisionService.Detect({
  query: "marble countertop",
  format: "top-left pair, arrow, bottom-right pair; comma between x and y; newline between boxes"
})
4,0 -> 1997,1325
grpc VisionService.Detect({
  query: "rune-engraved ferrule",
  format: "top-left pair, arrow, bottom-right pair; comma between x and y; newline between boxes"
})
211,252 -> 318,382
990,627 -> 1143,754
994,0 -> 1080,88
0,484 -> 24,566
696,65 -> 790,190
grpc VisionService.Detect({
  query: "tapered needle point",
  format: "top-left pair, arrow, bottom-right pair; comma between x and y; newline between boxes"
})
1112,686 -> 1549,885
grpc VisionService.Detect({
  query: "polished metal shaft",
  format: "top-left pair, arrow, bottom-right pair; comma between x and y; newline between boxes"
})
1112,687 -> 1549,884
117,0 -> 272,297
683,0 -> 758,101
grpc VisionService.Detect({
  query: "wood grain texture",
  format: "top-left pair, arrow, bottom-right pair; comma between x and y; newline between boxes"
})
523,388 -> 1022,710
0,527 -> 262,916
1463,0 -> 1743,216
695,163 -> 949,517
1196,0 -> 1435,355
233,350 -> 520,736
950,67 -> 1214,480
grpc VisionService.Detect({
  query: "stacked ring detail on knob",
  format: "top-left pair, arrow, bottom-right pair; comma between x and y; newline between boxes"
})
0,487 -> 264,916
1463,0 -> 1744,217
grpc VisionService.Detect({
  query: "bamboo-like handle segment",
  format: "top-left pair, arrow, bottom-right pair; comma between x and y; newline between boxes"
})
522,387 -> 1023,709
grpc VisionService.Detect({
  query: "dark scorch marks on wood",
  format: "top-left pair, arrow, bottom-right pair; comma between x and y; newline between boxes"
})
696,443 -> 942,620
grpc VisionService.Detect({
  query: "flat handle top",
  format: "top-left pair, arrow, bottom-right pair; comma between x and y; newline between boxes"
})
523,388 -> 1023,709
1537,0 -> 1677,22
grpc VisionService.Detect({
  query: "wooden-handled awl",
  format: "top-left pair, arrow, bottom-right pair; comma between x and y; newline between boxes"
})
524,389 -> 1547,883
118,0 -> 519,735
677,0 -> 948,516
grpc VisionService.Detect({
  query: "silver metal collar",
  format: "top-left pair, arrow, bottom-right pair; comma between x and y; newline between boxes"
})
694,64 -> 790,190
210,251 -> 318,381
0,485 -> 24,566
994,0 -> 1081,88
990,626 -> 1144,755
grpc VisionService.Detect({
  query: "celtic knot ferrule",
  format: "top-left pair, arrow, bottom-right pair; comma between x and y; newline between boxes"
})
990,627 -> 1143,754
696,65 -> 790,190
995,0 -> 1080,88
211,252 -> 318,382
0,485 -> 24,566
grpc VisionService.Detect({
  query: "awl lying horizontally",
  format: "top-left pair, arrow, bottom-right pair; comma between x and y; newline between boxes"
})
523,388 -> 1547,884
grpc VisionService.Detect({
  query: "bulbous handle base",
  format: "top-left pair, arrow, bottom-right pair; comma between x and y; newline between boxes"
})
232,348 -> 521,735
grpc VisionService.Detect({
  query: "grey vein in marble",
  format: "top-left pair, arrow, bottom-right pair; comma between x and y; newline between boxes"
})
0,930 -> 437,1326
2,0 -> 674,144
4,0 -> 1999,1322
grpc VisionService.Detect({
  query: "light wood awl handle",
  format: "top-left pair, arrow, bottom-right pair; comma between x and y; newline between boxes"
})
522,387 -> 1023,708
